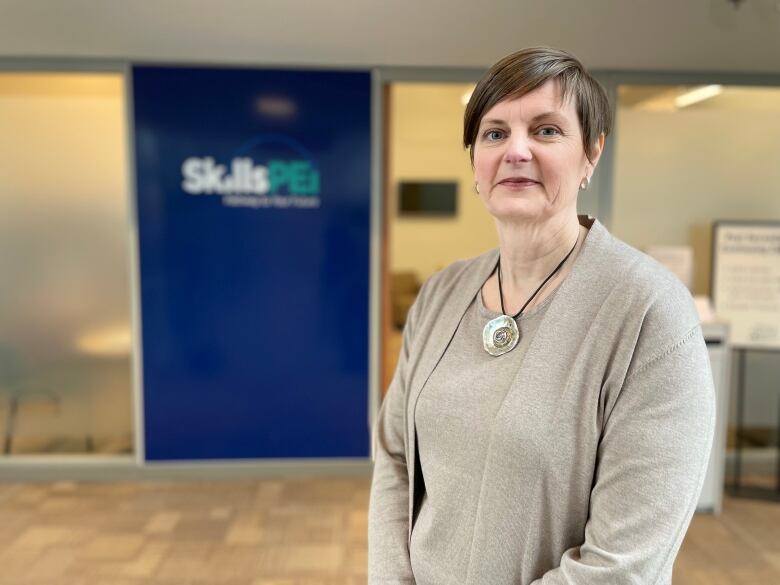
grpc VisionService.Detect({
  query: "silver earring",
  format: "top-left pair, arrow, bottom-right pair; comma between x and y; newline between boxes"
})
579,176 -> 591,191
474,181 -> 480,194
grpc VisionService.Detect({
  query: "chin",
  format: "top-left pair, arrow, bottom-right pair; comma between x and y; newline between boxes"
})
487,199 -> 547,223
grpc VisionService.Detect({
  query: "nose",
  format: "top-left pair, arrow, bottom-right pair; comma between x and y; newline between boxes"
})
504,135 -> 532,164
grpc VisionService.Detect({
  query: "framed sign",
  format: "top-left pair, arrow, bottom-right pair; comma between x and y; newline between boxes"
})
711,221 -> 780,349
132,65 -> 372,461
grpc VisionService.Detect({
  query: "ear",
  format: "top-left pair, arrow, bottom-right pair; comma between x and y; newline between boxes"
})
587,133 -> 606,172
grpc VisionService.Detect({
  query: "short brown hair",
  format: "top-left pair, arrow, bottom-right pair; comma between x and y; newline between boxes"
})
463,47 -> 612,164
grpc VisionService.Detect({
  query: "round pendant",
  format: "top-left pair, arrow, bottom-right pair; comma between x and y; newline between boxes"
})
482,314 -> 520,356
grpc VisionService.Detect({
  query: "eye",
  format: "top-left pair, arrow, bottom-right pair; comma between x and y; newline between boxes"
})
483,129 -> 506,141
537,126 -> 561,137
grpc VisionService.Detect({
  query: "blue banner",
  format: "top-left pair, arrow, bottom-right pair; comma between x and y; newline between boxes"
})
132,66 -> 371,460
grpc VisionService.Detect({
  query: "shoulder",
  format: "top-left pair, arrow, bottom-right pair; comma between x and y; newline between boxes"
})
595,230 -> 702,376
611,234 -> 692,302
612,232 -> 697,317
584,222 -> 696,320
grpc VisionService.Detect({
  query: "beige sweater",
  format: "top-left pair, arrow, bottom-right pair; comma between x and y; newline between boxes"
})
411,285 -> 552,583
369,216 -> 716,585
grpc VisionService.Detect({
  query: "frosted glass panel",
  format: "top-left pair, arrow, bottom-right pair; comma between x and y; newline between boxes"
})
0,73 -> 133,455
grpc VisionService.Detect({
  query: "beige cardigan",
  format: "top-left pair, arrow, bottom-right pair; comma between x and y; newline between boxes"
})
368,216 -> 715,585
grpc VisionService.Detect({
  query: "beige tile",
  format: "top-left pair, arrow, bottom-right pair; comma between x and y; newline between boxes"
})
11,526 -> 69,548
273,544 -> 343,573
347,510 -> 367,542
144,511 -> 181,533
225,515 -> 264,545
14,487 -> 46,505
80,533 -> 144,560
119,542 -> 170,577
22,547 -> 76,580
765,552 -> 780,571
153,543 -> 216,581
208,545 -> 267,579
38,496 -> 79,512
345,545 -> 367,576
209,506 -> 232,520
0,546 -> 43,580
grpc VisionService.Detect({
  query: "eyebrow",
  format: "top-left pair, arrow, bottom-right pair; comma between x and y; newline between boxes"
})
480,111 -> 567,127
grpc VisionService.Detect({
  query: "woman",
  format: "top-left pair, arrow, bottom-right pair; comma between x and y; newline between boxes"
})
369,47 -> 715,585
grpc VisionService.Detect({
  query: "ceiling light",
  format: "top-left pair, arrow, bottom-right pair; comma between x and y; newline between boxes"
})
674,85 -> 723,108
75,326 -> 131,356
255,96 -> 297,119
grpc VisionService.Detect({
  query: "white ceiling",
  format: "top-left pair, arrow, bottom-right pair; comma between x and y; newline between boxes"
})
1,0 -> 780,74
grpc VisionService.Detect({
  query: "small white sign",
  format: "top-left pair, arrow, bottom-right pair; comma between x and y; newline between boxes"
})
712,222 -> 780,350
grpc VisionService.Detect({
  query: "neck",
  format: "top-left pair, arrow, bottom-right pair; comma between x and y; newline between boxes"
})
496,212 -> 582,291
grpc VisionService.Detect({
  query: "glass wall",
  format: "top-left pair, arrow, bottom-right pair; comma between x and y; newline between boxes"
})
0,73 -> 134,455
612,84 -> 780,494
384,82 -> 485,391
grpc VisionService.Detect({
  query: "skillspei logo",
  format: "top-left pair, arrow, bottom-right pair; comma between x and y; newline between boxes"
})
180,135 -> 321,209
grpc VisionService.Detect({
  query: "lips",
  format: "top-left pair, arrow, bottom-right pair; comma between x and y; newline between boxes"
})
499,177 -> 538,186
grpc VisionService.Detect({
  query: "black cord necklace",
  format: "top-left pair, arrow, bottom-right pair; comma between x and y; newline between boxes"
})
482,233 -> 579,356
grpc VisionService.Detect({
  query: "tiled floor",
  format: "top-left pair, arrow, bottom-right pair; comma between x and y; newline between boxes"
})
0,478 -> 778,584
0,479 -> 367,585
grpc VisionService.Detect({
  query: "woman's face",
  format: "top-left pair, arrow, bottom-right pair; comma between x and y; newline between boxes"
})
473,79 -> 603,225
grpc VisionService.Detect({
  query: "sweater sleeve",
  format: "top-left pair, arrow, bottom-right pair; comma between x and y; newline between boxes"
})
368,280 -> 429,584
531,325 -> 716,585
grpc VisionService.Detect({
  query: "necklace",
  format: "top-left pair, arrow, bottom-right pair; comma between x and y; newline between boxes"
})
482,233 -> 579,356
